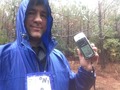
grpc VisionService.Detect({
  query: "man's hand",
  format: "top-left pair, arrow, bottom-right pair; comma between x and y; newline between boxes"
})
77,43 -> 99,72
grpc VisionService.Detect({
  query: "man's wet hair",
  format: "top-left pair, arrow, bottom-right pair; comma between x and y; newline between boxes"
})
25,0 -> 48,16
28,0 -> 45,7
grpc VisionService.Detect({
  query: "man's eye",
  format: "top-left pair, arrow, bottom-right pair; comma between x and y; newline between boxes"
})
41,14 -> 47,18
28,11 -> 35,15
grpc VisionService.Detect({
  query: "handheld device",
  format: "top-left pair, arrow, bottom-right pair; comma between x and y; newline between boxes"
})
74,32 -> 95,59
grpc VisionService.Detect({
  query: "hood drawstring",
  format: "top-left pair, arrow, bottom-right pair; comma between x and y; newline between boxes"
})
21,33 -> 28,40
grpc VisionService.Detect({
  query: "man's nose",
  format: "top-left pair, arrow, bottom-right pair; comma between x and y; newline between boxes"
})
34,13 -> 42,23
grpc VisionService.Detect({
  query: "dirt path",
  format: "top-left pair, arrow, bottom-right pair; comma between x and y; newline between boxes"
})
68,59 -> 120,90
94,63 -> 120,90
94,75 -> 120,90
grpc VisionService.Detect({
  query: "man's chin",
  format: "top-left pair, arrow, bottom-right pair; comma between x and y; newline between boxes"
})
31,35 -> 42,40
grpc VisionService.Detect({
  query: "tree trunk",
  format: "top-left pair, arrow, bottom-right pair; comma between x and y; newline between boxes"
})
98,1 -> 105,68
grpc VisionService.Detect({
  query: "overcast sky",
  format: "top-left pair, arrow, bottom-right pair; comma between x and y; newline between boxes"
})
49,0 -> 114,10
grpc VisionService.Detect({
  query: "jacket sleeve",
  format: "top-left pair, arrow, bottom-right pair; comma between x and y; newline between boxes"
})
53,49 -> 96,90
69,66 -> 96,90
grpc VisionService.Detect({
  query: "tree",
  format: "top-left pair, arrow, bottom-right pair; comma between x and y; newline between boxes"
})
0,0 -> 21,44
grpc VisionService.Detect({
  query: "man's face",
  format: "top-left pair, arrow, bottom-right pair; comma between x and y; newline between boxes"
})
25,5 -> 47,40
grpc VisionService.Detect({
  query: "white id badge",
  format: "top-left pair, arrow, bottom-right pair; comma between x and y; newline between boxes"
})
26,72 -> 53,90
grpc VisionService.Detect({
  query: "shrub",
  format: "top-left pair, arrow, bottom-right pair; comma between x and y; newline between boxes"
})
103,38 -> 120,62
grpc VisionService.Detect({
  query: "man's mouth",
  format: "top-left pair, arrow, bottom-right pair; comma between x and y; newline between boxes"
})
31,26 -> 42,31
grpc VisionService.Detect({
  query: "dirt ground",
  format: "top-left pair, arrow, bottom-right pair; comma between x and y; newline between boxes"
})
68,57 -> 120,90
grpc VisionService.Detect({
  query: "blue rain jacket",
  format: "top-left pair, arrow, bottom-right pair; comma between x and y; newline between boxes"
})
0,0 -> 95,90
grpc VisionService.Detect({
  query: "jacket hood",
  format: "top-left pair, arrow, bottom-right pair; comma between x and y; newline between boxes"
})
16,0 -> 55,53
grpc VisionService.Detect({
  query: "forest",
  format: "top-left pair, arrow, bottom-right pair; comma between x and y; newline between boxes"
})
1,0 -> 120,66
0,0 -> 120,89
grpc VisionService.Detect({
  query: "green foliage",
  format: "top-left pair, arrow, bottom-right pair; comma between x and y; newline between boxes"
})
55,37 -> 67,52
55,36 -> 76,57
0,30 -> 9,44
0,0 -> 21,43
103,38 -> 120,62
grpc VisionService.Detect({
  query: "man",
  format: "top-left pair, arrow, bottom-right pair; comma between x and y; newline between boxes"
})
0,0 -> 99,90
